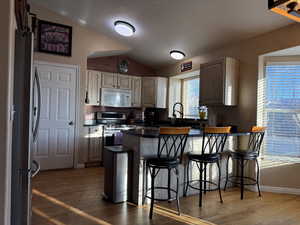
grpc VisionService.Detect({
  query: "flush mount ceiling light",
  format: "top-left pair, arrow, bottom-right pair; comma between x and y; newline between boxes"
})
269,0 -> 300,22
170,50 -> 186,60
114,20 -> 136,37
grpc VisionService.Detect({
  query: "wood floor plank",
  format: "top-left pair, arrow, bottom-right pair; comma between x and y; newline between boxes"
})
32,167 -> 300,225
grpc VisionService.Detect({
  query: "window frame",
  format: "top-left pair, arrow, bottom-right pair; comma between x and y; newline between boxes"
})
258,59 -> 300,162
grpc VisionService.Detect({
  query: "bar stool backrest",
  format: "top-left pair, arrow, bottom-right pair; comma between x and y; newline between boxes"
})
158,127 -> 191,163
248,126 -> 266,156
201,127 -> 231,155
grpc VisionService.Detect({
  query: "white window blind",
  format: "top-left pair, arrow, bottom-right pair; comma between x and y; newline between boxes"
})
259,63 -> 300,160
182,77 -> 200,117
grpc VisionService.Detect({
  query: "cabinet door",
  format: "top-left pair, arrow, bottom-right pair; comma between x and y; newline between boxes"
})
88,126 -> 103,162
83,127 -> 90,162
118,74 -> 132,90
102,72 -> 117,88
132,77 -> 142,107
87,70 -> 101,105
142,77 -> 156,107
200,62 -> 224,105
155,77 -> 167,108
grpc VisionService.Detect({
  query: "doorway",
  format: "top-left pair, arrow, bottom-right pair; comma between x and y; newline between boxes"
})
33,61 -> 78,170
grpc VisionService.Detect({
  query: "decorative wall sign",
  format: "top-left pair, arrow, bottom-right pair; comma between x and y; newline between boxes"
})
38,20 -> 72,56
181,61 -> 192,72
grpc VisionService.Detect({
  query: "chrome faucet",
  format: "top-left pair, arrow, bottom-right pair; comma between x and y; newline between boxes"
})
172,102 -> 184,119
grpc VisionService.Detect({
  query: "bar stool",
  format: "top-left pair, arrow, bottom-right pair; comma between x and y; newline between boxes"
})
144,127 -> 190,219
184,127 -> 231,207
224,126 -> 266,200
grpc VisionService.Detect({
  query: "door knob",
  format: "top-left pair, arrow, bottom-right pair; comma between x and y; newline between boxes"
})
69,121 -> 74,126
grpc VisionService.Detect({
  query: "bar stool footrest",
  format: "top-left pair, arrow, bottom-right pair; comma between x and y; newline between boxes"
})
226,176 -> 258,185
145,186 -> 178,202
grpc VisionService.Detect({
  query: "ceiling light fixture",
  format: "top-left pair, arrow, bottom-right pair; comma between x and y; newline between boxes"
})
114,20 -> 136,37
170,50 -> 186,60
269,0 -> 300,22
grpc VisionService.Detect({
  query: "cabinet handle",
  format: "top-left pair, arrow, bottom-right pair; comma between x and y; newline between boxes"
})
85,91 -> 89,104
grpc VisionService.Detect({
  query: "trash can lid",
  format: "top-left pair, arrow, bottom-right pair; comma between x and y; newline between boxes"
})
104,146 -> 131,153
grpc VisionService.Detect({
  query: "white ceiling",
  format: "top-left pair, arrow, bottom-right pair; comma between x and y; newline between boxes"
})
30,0 -> 293,68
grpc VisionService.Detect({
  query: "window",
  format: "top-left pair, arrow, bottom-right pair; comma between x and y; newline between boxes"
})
259,63 -> 300,161
182,77 -> 200,117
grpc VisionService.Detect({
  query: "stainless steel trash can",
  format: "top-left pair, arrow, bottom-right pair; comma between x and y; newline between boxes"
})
103,146 -> 131,203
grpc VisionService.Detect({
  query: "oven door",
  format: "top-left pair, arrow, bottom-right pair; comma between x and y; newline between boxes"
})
101,88 -> 132,107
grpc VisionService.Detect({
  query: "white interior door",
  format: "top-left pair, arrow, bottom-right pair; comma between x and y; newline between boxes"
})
33,62 -> 77,170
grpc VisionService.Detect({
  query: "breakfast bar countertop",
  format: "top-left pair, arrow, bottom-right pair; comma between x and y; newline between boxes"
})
122,128 -> 250,138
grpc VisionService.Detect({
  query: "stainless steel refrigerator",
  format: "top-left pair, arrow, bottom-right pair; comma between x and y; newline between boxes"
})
11,30 -> 41,225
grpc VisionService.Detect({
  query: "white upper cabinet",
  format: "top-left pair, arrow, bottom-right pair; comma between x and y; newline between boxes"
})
86,70 -> 101,106
102,72 -> 117,89
131,76 -> 142,107
200,57 -> 239,106
102,72 -> 132,90
142,77 -> 168,108
118,74 -> 132,90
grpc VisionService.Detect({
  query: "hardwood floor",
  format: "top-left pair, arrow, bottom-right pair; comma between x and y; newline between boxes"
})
32,167 -> 300,225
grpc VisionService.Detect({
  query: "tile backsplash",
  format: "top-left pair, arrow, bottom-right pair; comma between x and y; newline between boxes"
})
84,105 -> 143,121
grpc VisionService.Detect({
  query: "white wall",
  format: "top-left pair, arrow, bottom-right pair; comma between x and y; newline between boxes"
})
0,0 -> 15,224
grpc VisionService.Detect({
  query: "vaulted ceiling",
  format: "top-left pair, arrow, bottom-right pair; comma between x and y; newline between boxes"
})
30,0 -> 293,68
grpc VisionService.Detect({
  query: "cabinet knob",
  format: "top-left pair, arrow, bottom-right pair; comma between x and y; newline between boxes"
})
69,121 -> 74,126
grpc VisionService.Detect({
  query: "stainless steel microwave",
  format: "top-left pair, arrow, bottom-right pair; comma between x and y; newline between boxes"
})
101,88 -> 132,107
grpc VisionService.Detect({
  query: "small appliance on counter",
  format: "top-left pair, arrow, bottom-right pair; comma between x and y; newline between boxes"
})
143,108 -> 166,126
96,112 -> 137,146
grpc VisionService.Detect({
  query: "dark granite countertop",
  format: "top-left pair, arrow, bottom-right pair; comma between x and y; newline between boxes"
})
122,128 -> 250,138
83,119 -> 206,128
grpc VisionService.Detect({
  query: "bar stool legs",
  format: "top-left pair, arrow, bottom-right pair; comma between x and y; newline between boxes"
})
149,167 -> 155,219
217,161 -> 223,203
199,162 -> 203,207
183,161 -> 190,197
240,159 -> 244,200
168,168 -> 171,202
185,160 -> 223,207
223,156 -> 262,200
175,167 -> 180,215
147,166 -> 181,219
255,159 -> 262,197
224,156 -> 230,192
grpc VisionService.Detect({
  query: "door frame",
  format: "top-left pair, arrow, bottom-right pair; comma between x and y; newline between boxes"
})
34,61 -> 81,169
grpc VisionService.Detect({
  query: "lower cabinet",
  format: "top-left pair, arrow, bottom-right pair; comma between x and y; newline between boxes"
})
84,126 -> 103,165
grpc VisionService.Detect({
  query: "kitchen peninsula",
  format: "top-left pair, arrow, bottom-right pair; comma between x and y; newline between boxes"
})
122,127 -> 249,205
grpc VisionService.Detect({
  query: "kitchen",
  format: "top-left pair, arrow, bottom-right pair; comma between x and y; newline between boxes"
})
5,0 -> 300,225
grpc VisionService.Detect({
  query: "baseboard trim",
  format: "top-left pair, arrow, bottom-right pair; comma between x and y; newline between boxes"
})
260,185 -> 300,195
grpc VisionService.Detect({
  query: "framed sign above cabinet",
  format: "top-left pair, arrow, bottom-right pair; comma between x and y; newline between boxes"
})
37,20 -> 72,56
